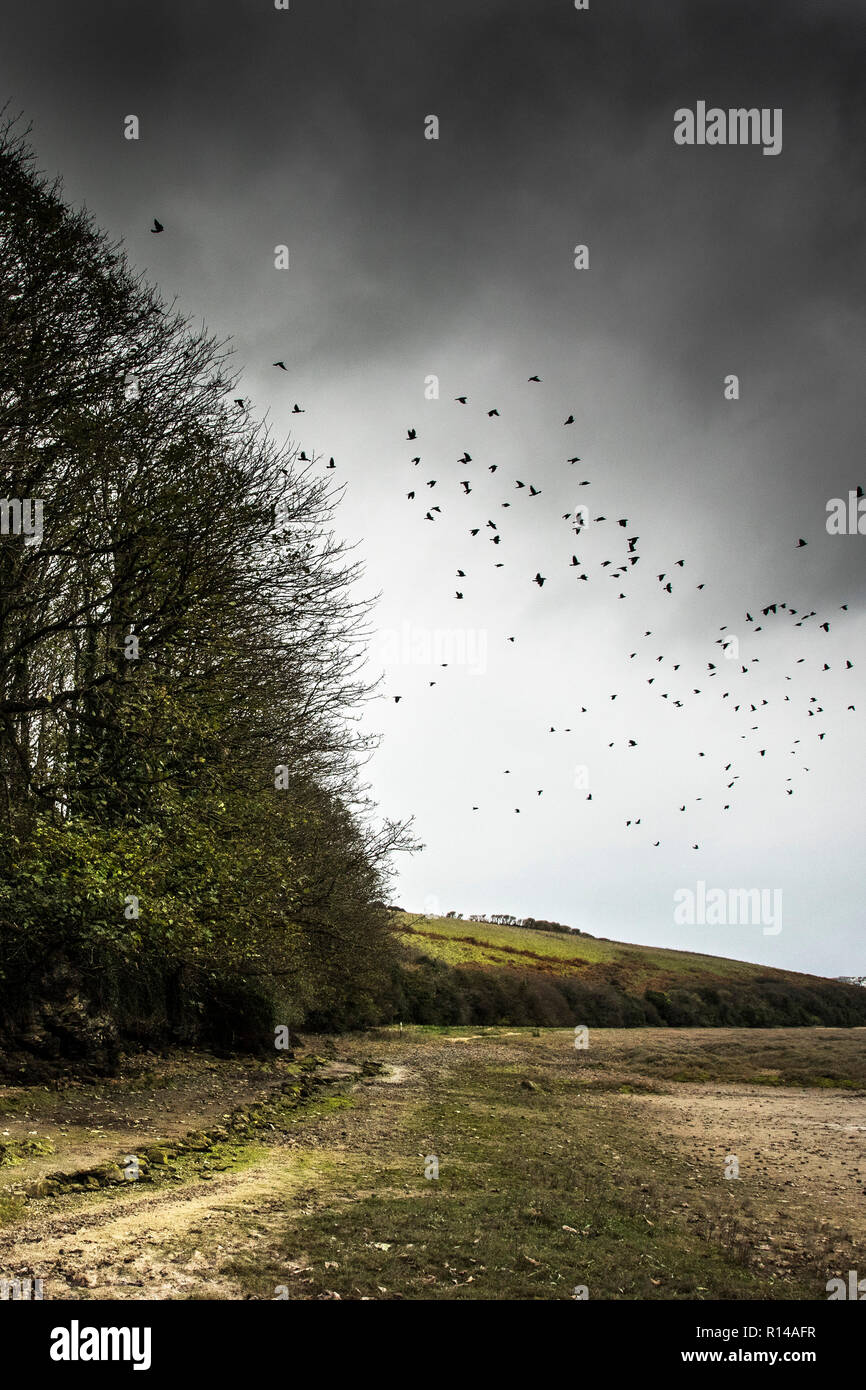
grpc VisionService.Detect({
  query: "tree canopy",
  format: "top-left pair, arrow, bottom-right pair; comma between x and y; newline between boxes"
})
0,118 -> 412,1064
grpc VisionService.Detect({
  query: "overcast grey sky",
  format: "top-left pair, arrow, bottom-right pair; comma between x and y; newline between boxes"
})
3,0 -> 864,975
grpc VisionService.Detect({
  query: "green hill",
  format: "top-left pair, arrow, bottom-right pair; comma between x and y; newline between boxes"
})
383,912 -> 866,1029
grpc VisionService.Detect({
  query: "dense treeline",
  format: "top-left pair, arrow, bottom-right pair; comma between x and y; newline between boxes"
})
380,950 -> 866,1029
0,122 -> 410,1067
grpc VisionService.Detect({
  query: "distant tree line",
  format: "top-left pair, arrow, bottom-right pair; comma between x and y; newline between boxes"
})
444,911 -> 582,935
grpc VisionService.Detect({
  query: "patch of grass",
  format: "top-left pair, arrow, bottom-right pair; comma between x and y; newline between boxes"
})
0,1135 -> 56,1167
0,1194 -> 26,1225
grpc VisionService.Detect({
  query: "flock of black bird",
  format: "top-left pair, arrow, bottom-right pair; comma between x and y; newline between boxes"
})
387,374 -> 859,848
148,213 -> 858,854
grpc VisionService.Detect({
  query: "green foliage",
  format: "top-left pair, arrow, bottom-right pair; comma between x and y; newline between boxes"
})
385,915 -> 866,1030
0,121 -> 413,1062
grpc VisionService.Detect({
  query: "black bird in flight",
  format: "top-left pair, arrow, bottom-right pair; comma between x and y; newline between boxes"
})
233,399 -> 245,410
292,403 -> 305,413
460,481 -> 471,493
488,408 -> 500,416
533,573 -> 546,587
529,485 -> 541,496
150,218 -> 164,233
455,592 -> 464,600
407,428 -> 416,439
528,374 -> 541,382
326,458 -> 336,469
455,396 -> 468,404
273,361 -> 287,370
797,538 -> 807,547
564,414 -> 575,425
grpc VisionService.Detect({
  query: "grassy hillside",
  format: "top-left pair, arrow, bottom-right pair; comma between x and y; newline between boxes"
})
395,913 -> 828,990
385,912 -> 866,1029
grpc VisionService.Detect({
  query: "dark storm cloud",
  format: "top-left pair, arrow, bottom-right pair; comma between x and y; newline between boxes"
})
8,2 -> 865,345
6,1 -> 863,431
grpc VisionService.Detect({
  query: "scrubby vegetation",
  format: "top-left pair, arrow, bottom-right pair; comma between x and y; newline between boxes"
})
382,915 -> 866,1029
